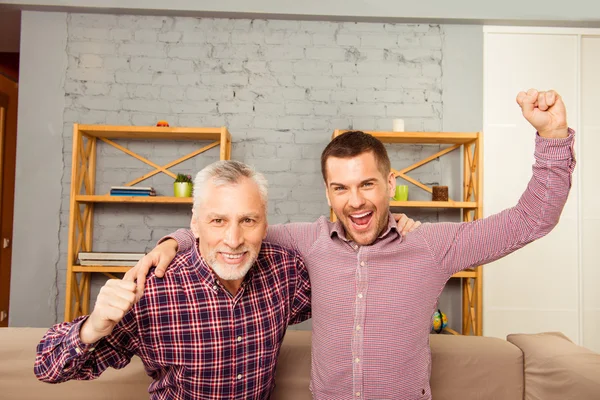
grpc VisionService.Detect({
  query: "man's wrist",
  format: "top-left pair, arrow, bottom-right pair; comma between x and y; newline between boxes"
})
79,317 -> 102,345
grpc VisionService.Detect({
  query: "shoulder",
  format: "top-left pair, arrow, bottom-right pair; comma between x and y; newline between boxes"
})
144,247 -> 196,289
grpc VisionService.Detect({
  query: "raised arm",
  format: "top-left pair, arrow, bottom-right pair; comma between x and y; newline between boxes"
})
420,89 -> 575,277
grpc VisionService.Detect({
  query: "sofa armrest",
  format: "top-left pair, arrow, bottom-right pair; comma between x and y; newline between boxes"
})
507,332 -> 600,400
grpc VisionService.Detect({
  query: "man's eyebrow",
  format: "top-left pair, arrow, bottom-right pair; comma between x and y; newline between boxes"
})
329,178 -> 377,187
205,213 -> 226,219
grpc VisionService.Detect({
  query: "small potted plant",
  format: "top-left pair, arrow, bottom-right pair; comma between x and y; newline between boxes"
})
174,173 -> 193,197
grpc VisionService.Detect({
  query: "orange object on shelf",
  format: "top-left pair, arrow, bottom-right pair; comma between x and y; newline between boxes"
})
156,120 -> 169,127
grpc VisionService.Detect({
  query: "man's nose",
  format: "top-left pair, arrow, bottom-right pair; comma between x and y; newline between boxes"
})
348,188 -> 366,208
223,224 -> 244,249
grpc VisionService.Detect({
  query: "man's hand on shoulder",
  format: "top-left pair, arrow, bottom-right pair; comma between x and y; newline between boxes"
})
124,239 -> 178,302
393,213 -> 422,237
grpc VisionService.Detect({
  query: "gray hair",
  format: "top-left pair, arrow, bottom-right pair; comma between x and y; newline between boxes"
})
192,160 -> 269,212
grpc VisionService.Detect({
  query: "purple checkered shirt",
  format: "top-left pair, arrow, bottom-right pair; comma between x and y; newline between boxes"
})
35,242 -> 311,399
169,131 -> 575,399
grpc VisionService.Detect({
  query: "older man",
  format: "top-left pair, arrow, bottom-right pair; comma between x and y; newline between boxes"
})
131,89 -> 576,399
35,161 -> 312,399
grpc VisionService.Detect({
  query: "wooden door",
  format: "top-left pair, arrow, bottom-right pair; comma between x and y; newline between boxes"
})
0,73 -> 18,327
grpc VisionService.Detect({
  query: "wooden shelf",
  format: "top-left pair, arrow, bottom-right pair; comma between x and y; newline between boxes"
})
333,130 -> 479,144
390,200 -> 477,209
451,270 -> 478,278
75,195 -> 193,204
77,124 -> 226,141
73,265 -> 133,273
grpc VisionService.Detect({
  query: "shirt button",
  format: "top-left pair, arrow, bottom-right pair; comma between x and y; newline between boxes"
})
360,261 -> 365,267
355,357 -> 360,363
358,293 -> 363,298
356,392 -> 361,397
213,285 -> 218,290
356,325 -> 361,331
237,374 -> 242,380
237,336 -> 242,342
353,244 -> 358,250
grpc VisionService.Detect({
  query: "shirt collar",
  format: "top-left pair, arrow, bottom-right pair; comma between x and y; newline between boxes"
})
329,211 -> 400,243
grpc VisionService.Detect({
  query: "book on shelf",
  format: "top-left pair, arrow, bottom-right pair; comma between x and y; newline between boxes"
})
78,260 -> 139,266
78,252 -> 146,261
110,186 -> 156,196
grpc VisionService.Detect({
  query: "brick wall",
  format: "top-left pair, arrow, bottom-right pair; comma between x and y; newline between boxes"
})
57,13 -> 445,317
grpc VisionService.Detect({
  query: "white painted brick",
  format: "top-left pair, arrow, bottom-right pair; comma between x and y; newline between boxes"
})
79,54 -> 103,68
249,75 -> 280,87
244,61 -> 268,73
384,24 -> 430,33
293,60 -> 332,75
294,130 -> 330,144
68,68 -> 115,83
388,77 -> 439,90
247,158 -> 291,172
268,61 -> 294,73
71,109 -> 108,124
275,145 -> 299,160
420,35 -> 443,49
135,29 -> 158,43
171,101 -> 217,114
128,228 -> 152,241
103,57 -> 130,70
69,41 -> 116,55
342,76 -> 385,89
351,117 -> 376,130
173,17 -> 199,31
229,19 -> 252,31
300,145 -> 323,159
177,74 -> 201,86
275,75 -> 295,86
285,102 -> 313,116
118,16 -> 166,29
105,111 -> 132,125
422,63 -> 442,77
182,31 -> 206,44
262,46 -> 304,60
428,25 -> 442,35
268,188 -> 290,200
167,59 -> 194,73
332,62 -> 357,75
254,103 -> 284,115
288,32 -> 312,45
305,47 -> 346,61
168,45 -> 211,59
254,116 -> 279,129
397,36 -> 421,48
361,34 -> 398,48
219,101 -> 254,114
269,171 -> 299,187
265,31 -> 287,45
386,103 -> 435,117
134,85 -> 161,99
109,84 -> 128,98
202,73 -> 248,86
115,71 -> 153,84
226,114 -> 254,129
423,118 -> 443,131
340,103 -> 386,117
83,82 -> 111,96
295,75 -> 341,89
307,89 -> 331,102
276,201 -> 299,215
130,113 -> 163,125
251,144 -> 276,158
69,27 -> 110,41
336,34 -> 360,47
275,116 -> 303,130
312,33 -> 336,46
64,81 -> 84,95
213,44 -> 260,59
156,32 -> 181,44
291,186 -> 325,202
70,14 -> 118,28
267,20 -> 300,31
130,57 -> 167,72
303,118 -> 328,130
281,87 -> 305,101
357,61 -> 399,76
221,60 -> 244,73
356,48 -> 385,61
299,21 -> 339,33
357,89 -> 404,103
402,49 -> 442,62
314,104 -> 338,116
299,201 -> 327,215
119,43 -> 166,58
341,22 -> 383,32
178,114 -> 226,126
328,118 -> 353,130
111,29 -> 133,41
398,64 -> 424,77
331,89 -> 357,102
153,73 -> 179,86
404,89 -> 427,103
425,91 -> 442,102
160,86 -> 186,101
122,99 -> 170,113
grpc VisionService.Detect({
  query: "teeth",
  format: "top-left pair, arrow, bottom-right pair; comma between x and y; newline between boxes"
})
351,211 -> 371,218
223,253 -> 243,259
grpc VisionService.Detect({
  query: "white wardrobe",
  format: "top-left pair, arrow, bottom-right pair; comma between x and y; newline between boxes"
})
483,27 -> 600,352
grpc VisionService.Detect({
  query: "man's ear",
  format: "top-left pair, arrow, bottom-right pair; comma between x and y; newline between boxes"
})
324,180 -> 331,207
190,211 -> 200,238
387,172 -> 396,198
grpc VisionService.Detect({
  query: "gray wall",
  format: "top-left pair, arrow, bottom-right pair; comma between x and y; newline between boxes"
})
10,11 -> 483,329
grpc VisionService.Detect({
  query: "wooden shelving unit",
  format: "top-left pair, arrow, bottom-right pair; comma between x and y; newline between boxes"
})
65,124 -> 231,321
331,130 -> 483,336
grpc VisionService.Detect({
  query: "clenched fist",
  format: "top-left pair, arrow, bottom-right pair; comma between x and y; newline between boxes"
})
516,89 -> 569,138
80,279 -> 137,344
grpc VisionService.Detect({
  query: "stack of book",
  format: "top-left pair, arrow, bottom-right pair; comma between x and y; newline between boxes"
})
110,186 -> 156,196
78,252 -> 146,266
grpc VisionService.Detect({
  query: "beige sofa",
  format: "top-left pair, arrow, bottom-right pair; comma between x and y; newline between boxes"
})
1,327 -> 599,399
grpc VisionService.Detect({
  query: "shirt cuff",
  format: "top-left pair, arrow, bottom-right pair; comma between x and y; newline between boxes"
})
535,128 -> 576,162
158,228 -> 195,252
65,317 -> 98,359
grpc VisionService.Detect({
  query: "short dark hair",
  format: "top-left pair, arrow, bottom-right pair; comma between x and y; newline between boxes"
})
320,131 -> 391,182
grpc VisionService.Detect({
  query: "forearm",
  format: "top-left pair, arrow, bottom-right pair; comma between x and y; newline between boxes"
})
159,228 -> 195,252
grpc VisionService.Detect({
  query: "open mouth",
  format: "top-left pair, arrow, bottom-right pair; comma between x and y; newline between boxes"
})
348,211 -> 373,231
219,252 -> 247,265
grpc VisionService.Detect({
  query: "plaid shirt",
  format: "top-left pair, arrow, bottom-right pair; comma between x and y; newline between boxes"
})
169,132 -> 576,399
35,242 -> 311,399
